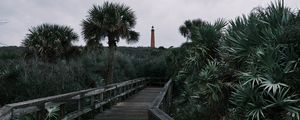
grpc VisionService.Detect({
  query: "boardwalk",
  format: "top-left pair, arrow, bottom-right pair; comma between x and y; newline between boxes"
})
0,78 -> 174,120
94,87 -> 162,120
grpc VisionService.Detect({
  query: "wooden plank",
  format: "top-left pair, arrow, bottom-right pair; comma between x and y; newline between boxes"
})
94,87 -> 162,120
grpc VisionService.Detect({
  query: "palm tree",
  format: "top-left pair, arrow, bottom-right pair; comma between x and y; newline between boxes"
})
179,19 -> 226,62
179,19 -> 224,42
173,19 -> 229,119
22,24 -> 78,61
82,2 -> 139,84
179,20 -> 193,41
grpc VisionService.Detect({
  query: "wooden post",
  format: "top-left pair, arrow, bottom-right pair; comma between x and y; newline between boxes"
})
60,104 -> 65,119
90,96 -> 95,117
117,86 -> 121,102
77,94 -> 83,120
36,104 -> 47,120
122,86 -> 126,100
100,93 -> 103,112
109,90 -> 112,105
130,83 -> 133,96
125,85 -> 128,99
113,87 -> 117,104
132,83 -> 135,94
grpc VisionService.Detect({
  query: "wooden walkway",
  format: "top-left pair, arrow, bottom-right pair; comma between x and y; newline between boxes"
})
0,78 -> 174,120
93,87 -> 162,120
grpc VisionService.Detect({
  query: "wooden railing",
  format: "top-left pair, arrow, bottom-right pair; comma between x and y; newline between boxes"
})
0,78 -> 149,120
148,79 -> 174,120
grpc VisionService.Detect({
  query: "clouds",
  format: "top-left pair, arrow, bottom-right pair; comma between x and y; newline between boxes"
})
0,0 -> 299,47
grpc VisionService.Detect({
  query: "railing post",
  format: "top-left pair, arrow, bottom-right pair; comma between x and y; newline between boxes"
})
130,83 -> 133,95
109,90 -> 113,104
99,92 -> 104,112
77,94 -> 83,120
113,86 -> 117,104
90,95 -> 95,117
59,104 -> 65,119
133,82 -> 136,93
125,85 -> 128,99
115,86 -> 119,103
36,105 -> 46,120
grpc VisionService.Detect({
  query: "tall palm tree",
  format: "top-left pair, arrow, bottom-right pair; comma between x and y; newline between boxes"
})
22,24 -> 78,61
82,2 -> 139,84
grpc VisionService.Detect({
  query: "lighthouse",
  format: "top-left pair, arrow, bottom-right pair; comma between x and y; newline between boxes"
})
150,26 -> 155,48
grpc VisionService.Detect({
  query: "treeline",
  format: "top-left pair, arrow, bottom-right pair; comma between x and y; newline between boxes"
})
170,1 -> 300,120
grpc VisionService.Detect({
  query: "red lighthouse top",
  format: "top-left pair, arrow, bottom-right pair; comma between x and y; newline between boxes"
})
151,26 -> 155,48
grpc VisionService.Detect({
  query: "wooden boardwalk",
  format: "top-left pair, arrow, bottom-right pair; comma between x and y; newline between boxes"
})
0,78 -> 174,120
93,87 -> 162,120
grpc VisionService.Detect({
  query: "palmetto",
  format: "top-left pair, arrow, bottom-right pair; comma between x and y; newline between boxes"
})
173,0 -> 300,120
223,0 -> 300,119
22,24 -> 78,61
82,2 -> 139,84
174,18 -> 229,119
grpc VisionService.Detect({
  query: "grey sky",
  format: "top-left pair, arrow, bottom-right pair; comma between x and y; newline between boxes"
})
0,0 -> 300,47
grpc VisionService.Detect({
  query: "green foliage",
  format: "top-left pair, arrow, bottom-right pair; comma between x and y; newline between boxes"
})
22,24 -> 78,61
0,59 -> 96,105
172,0 -> 300,120
0,46 -> 24,60
117,47 -> 168,78
82,2 -> 139,44
223,1 -> 300,119
0,47 -> 167,106
82,2 -> 139,84
171,18 -> 232,120
45,105 -> 60,120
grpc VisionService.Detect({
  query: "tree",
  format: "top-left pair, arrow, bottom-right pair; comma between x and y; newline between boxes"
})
82,2 -> 139,84
173,19 -> 230,120
179,19 -> 223,42
22,24 -> 78,61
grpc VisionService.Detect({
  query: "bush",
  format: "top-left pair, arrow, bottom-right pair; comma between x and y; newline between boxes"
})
0,60 -> 95,105
0,47 -> 168,105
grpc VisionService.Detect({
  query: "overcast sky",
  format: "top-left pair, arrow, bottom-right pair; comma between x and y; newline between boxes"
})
0,0 -> 300,47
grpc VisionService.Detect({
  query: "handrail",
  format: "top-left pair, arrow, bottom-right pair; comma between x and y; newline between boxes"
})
148,79 -> 174,120
0,77 -> 149,120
